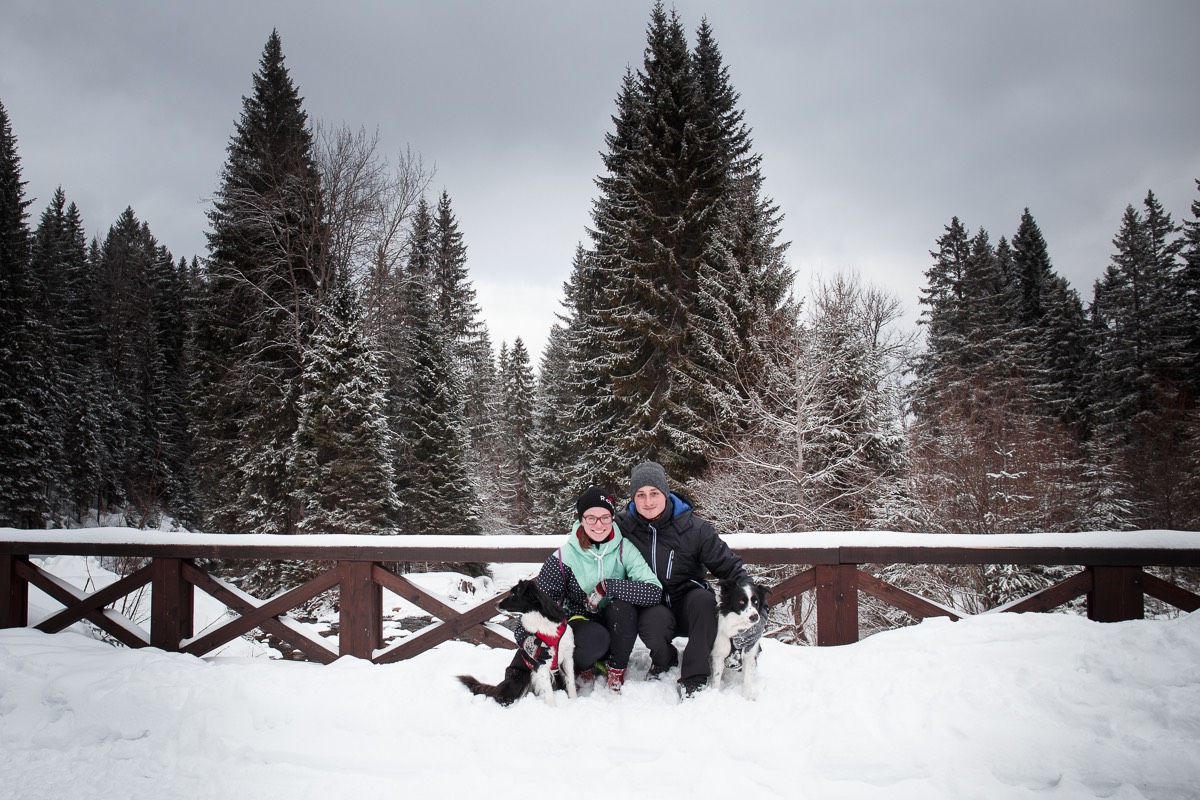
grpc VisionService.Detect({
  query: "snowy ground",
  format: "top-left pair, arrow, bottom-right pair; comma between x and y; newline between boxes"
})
1,559 -> 1199,799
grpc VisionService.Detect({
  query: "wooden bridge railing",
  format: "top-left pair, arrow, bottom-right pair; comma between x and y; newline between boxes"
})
2,529 -> 1198,663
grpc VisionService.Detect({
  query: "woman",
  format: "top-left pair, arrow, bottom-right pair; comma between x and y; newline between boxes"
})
514,486 -> 663,692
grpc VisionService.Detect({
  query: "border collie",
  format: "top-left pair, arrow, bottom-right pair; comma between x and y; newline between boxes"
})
457,579 -> 576,706
710,579 -> 768,699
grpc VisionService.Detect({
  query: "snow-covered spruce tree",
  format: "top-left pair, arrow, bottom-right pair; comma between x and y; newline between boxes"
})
1178,180 -> 1200,529
1011,209 -> 1088,425
91,209 -> 190,527
907,217 -> 1087,610
579,5 -> 793,484
429,189 -> 498,516
497,337 -> 536,531
911,217 -> 972,421
1182,179 -> 1200,400
391,213 -> 481,542
290,277 -> 398,534
192,30 -> 327,536
912,216 -> 1089,535
528,322 -> 582,532
683,19 -> 795,439
0,100 -> 57,528
540,244 -> 628,507
29,188 -> 104,524
1087,192 -> 1192,528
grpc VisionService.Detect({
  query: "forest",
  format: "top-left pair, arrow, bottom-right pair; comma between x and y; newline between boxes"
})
1,7 -> 1198,607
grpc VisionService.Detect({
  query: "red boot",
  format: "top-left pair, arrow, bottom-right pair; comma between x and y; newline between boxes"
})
606,666 -> 625,693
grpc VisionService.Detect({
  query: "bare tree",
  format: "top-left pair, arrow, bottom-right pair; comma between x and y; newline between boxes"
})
697,273 -> 913,533
313,122 -> 432,342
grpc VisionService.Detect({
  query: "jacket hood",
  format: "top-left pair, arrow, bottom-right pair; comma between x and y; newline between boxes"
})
560,520 -> 638,595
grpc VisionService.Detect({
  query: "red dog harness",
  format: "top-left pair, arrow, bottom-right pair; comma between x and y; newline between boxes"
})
535,623 -> 568,671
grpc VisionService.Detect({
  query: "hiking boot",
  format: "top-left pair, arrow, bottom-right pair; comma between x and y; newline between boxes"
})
577,668 -> 596,687
677,681 -> 706,701
606,666 -> 626,693
647,649 -> 679,680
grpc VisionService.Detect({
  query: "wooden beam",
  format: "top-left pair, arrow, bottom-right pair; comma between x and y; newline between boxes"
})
339,561 -> 382,659
375,588 -> 513,664
35,561 -> 154,634
372,565 -> 514,651
768,567 -> 817,604
1142,572 -> 1200,613
1088,566 -> 1145,622
815,564 -> 858,646
16,559 -> 149,648
856,570 -> 959,620
998,570 -> 1093,614
151,558 -> 194,651
181,563 -> 339,663
1,554 -> 29,628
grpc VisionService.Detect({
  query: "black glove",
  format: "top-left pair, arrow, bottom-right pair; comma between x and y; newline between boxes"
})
520,635 -> 550,668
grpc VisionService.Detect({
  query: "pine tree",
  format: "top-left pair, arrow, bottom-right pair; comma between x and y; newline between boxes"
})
429,190 -> 496,511
291,278 -> 398,533
913,216 -> 972,417
90,209 -> 189,526
549,244 -> 627,498
1088,192 -> 1192,527
1180,179 -> 1200,397
1010,209 -> 1087,422
579,5 -> 792,484
0,100 -> 57,527
193,31 -> 327,534
528,323 -> 580,531
30,190 -> 105,522
498,338 -> 536,530
392,212 -> 480,537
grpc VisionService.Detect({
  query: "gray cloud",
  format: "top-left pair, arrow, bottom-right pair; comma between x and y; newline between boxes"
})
3,0 -> 1198,360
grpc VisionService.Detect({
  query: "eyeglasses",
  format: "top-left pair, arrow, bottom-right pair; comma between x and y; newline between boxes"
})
582,514 -> 612,526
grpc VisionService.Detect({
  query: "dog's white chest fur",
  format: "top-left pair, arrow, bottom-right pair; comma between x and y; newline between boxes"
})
520,611 -> 576,706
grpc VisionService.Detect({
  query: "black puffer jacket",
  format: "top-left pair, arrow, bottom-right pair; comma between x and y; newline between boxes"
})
616,493 -> 747,607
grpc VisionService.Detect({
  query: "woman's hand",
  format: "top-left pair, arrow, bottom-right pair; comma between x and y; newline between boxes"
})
586,581 -> 607,613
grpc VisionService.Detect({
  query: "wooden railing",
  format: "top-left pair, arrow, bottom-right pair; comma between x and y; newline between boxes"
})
2,529 -> 1198,663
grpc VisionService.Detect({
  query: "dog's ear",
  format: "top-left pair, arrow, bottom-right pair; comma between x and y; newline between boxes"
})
754,583 -> 770,609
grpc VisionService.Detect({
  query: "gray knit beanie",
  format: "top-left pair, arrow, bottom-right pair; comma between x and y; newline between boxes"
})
630,461 -> 670,498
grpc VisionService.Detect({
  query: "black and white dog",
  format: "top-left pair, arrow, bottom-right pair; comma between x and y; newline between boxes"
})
710,578 -> 768,699
458,579 -> 576,707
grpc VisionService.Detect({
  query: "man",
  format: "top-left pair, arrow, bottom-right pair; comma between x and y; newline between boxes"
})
615,461 -> 749,698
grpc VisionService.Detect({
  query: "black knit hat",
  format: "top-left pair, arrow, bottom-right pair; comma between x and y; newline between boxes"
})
576,486 -> 617,520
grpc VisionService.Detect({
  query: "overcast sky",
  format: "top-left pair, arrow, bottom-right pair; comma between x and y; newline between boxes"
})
3,1 -> 1198,362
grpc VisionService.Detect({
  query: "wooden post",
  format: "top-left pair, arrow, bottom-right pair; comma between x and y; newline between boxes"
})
816,564 -> 859,646
1087,565 -> 1144,622
1,554 -> 29,628
339,561 -> 382,660
150,558 -> 193,650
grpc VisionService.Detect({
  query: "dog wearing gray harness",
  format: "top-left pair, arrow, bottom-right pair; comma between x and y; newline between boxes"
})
710,578 -> 768,699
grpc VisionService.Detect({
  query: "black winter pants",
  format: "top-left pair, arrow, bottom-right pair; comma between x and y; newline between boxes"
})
638,588 -> 717,688
571,598 -> 639,670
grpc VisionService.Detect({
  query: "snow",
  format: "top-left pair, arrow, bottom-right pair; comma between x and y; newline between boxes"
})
1,560 -> 1199,798
4,526 -> 1199,551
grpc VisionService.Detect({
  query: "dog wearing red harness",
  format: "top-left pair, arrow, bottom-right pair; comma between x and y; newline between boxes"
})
458,579 -> 576,706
